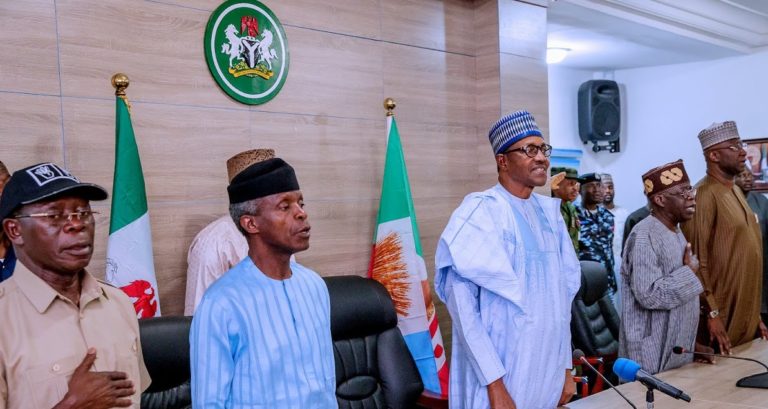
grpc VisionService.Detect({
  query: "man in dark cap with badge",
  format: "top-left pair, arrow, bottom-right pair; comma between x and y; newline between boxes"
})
682,121 -> 768,354
190,158 -> 336,408
436,110 -> 580,408
577,172 -> 617,297
0,162 -> 150,409
551,166 -> 583,251
620,160 -> 705,374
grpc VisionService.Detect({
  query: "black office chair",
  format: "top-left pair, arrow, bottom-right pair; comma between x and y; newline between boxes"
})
570,260 -> 620,394
324,275 -> 424,409
139,315 -> 193,409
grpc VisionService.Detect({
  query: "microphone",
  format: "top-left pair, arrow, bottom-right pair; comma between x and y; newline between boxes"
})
572,349 -> 638,408
673,345 -> 768,389
613,358 -> 691,402
672,345 -> 768,371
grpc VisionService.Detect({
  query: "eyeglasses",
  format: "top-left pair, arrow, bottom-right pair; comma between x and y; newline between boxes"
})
14,210 -> 99,227
714,142 -> 747,152
666,186 -> 697,199
503,143 -> 553,158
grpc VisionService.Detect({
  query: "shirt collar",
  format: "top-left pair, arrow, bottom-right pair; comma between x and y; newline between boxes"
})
706,170 -> 734,187
13,261 -> 108,314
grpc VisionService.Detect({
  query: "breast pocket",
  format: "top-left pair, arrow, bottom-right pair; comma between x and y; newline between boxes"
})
114,336 -> 142,403
24,354 -> 82,408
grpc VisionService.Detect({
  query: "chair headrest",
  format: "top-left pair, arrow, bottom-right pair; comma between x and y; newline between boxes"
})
323,276 -> 398,341
139,316 -> 192,393
579,260 -> 609,305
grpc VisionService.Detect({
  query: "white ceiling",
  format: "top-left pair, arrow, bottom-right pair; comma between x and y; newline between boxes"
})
547,0 -> 768,71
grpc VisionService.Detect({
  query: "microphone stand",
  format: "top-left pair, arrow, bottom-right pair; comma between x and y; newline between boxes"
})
673,346 -> 768,389
645,388 -> 654,409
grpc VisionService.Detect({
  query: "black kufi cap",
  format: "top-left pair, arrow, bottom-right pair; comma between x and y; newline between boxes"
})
227,158 -> 300,204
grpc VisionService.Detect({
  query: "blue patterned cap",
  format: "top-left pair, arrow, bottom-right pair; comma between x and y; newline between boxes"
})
488,110 -> 543,155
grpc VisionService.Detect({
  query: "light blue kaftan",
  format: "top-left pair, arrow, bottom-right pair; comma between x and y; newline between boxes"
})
190,257 -> 336,409
435,184 -> 581,409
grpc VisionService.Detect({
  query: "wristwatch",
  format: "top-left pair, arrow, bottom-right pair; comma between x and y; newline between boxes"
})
708,309 -> 719,319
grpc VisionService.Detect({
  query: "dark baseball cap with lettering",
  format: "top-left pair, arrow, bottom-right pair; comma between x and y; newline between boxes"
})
0,162 -> 108,220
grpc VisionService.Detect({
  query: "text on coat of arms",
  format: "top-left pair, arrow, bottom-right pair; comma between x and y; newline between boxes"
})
220,16 -> 279,79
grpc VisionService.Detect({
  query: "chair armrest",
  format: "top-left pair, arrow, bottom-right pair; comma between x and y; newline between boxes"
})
416,390 -> 448,409
573,375 -> 589,398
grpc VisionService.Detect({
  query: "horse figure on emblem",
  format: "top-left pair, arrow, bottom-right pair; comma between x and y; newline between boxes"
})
221,24 -> 244,68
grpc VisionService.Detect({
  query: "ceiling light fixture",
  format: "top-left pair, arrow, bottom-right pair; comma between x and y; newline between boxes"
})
546,47 -> 571,64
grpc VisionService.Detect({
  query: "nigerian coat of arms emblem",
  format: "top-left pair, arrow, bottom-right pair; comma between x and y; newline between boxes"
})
204,0 -> 289,105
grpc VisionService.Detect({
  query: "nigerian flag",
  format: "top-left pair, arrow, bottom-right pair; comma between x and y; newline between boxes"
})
106,96 -> 161,319
368,115 -> 448,396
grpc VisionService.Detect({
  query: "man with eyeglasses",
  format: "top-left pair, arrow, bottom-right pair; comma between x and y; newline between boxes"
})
734,167 -> 768,327
577,173 -> 616,299
682,121 -> 768,355
620,160 -> 706,374
436,110 -> 580,409
0,162 -> 150,409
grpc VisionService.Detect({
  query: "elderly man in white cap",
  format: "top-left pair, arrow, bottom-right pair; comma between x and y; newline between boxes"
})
435,110 -> 580,409
681,121 -> 768,355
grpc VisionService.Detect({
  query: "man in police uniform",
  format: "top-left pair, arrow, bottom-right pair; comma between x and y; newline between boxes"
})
577,172 -> 616,295
0,162 -> 150,409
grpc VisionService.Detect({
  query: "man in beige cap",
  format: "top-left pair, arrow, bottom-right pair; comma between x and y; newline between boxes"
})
184,149 -> 274,315
682,121 -> 768,354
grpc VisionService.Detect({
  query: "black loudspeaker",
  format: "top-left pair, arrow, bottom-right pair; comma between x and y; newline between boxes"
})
578,80 -> 620,148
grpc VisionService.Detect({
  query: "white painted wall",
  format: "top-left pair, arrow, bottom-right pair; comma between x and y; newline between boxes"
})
549,50 -> 768,211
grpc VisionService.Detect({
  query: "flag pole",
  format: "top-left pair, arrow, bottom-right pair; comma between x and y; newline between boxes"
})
107,72 -> 161,318
111,73 -> 132,114
384,97 -> 395,142
384,97 -> 396,116
111,73 -> 129,96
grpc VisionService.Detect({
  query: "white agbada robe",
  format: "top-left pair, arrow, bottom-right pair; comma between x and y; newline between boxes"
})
436,184 -> 581,409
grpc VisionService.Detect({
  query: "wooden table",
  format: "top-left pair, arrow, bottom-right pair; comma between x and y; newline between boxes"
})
566,339 -> 768,408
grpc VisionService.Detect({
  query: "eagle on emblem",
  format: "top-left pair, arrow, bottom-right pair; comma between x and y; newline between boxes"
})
220,16 -> 279,78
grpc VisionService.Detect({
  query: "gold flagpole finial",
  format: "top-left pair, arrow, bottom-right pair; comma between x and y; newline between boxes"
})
111,73 -> 130,97
384,98 -> 396,117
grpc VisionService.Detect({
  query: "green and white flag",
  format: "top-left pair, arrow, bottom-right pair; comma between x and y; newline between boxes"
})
106,96 -> 161,319
368,116 -> 448,395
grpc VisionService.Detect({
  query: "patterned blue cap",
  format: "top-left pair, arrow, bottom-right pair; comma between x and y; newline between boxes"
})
488,110 -> 543,155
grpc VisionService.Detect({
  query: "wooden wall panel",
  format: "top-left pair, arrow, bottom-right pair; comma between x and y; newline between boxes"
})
381,0 -> 475,55
0,0 -> 550,324
499,0 -> 548,59
397,122 -> 480,198
62,99 -> 251,203
271,0 -> 381,39
500,53 -> 549,135
296,199 -> 377,277
247,112 -> 385,200
56,0 -> 230,107
474,0 -> 501,58
0,94 -> 63,170
259,27 -> 384,119
0,0 -> 59,95
383,43 -> 475,126
154,0 -> 383,39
